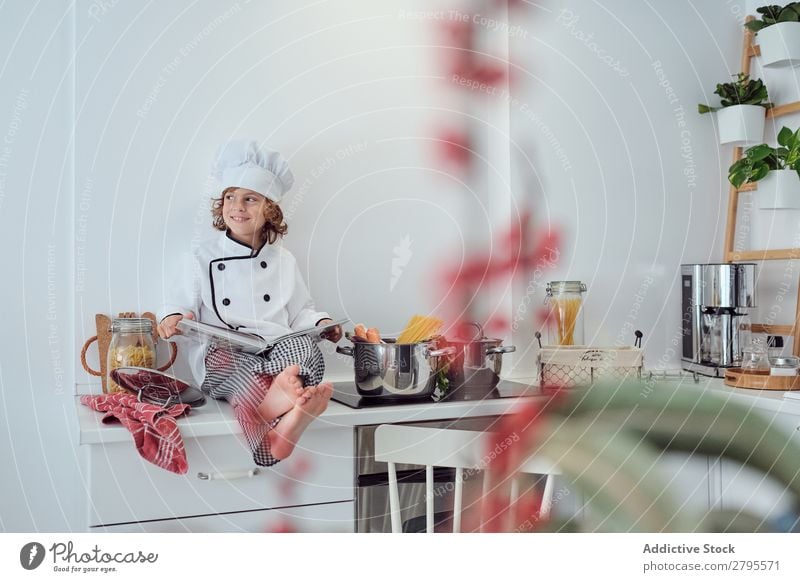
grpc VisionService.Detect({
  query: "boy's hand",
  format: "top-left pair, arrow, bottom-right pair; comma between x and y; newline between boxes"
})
157,312 -> 195,340
318,318 -> 343,343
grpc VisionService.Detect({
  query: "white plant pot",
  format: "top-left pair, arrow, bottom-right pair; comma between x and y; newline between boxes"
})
757,21 -> 800,68
715,104 -> 766,146
757,169 -> 800,210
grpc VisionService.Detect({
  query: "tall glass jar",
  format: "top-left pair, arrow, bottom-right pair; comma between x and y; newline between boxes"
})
545,281 -> 587,346
106,318 -> 156,393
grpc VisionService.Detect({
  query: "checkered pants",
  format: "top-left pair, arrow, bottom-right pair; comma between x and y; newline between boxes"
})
201,336 -> 326,467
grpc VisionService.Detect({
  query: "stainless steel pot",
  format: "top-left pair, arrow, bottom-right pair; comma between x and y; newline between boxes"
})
336,339 -> 455,399
435,323 -> 516,399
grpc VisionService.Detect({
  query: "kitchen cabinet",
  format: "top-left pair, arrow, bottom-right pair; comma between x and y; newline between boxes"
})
78,394 -> 355,532
76,383 -> 531,533
715,409 -> 800,522
77,377 -> 800,532
93,501 -> 354,533
83,427 -> 353,529
656,453 -> 714,515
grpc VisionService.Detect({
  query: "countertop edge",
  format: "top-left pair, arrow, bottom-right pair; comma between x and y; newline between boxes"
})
76,390 -> 539,445
76,377 -> 800,446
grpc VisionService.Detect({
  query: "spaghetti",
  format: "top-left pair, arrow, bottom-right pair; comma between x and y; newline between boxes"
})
552,297 -> 582,346
396,314 -> 444,344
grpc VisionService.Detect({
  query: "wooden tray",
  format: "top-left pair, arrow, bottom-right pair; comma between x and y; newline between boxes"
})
723,368 -> 800,391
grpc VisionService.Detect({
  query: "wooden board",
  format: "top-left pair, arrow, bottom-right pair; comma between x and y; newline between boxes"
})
721,15 -> 800,359
724,368 -> 800,391
750,324 -> 795,336
727,248 -> 800,261
94,314 -> 112,393
767,101 -> 800,119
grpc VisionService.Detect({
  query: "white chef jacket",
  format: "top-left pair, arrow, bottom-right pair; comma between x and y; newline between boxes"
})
158,230 -> 330,384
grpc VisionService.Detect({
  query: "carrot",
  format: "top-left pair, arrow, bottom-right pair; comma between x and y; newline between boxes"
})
354,324 -> 367,340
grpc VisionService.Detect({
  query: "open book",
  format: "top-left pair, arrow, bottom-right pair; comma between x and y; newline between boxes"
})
176,318 -> 349,354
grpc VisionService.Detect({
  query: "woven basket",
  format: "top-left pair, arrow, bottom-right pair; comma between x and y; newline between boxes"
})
537,346 -> 643,388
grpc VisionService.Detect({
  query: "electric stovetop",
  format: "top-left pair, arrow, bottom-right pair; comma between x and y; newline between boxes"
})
330,379 -> 540,409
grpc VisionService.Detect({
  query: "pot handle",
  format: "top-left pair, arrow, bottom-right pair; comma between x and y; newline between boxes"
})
487,345 -> 516,355
428,346 -> 456,358
336,346 -> 354,357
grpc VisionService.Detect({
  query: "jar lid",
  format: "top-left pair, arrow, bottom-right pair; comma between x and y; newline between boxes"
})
110,367 -> 206,407
110,317 -> 153,333
770,356 -> 799,368
546,281 -> 587,295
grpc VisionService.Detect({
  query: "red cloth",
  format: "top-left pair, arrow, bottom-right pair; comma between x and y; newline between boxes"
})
80,393 -> 191,474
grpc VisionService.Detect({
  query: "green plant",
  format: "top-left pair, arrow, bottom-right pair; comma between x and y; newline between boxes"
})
484,380 -> 800,532
745,3 -> 800,32
728,126 -> 800,188
434,367 -> 450,398
698,73 -> 772,114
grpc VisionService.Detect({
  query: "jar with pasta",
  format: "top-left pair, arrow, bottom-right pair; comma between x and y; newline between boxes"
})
106,318 -> 156,393
545,281 -> 587,346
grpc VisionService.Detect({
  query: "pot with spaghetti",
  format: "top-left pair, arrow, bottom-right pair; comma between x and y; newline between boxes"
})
335,315 -> 455,399
545,281 -> 587,346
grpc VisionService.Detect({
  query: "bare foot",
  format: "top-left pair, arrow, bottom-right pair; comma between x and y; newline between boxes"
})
257,364 -> 305,422
269,383 -> 333,460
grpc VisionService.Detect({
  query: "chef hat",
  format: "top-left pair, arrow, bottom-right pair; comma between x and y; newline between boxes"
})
211,139 -> 294,203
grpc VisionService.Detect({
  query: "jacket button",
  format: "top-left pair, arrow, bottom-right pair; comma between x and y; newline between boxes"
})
263,294 -> 271,302
218,264 -> 226,271
222,298 -> 231,306
260,261 -> 267,269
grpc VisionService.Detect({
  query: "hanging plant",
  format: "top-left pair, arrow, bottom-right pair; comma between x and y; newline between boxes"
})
746,4 -> 800,67
744,3 -> 800,32
698,73 -> 772,114
728,126 -> 800,188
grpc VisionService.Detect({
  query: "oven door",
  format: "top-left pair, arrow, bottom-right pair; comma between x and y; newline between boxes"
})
355,416 -> 501,533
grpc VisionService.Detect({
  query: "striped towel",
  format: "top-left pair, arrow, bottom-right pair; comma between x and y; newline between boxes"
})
80,392 -> 191,474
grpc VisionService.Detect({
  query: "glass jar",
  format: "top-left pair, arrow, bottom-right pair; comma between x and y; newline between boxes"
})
545,281 -> 587,346
766,335 -> 784,360
770,356 -> 799,377
107,318 -> 156,393
737,315 -> 752,365
741,337 -> 770,375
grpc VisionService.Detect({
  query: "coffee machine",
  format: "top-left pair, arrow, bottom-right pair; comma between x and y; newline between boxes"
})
681,263 -> 756,377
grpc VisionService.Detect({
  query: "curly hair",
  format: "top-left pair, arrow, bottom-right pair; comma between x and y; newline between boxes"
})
211,187 -> 288,245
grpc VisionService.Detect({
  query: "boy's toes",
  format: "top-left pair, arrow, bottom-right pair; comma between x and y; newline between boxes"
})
299,387 -> 316,404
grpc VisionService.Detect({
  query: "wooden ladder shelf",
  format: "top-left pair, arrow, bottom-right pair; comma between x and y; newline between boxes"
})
723,16 -> 800,356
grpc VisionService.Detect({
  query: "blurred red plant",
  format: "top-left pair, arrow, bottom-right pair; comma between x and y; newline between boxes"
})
440,211 -> 561,329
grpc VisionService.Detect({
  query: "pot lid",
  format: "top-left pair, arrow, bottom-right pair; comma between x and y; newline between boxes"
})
446,322 -> 507,344
110,367 -> 206,407
453,322 -> 485,341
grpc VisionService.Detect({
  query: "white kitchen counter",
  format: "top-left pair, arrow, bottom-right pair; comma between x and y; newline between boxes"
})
76,377 -> 540,531
693,376 -> 800,419
74,374 -> 800,532
76,375 -> 800,445
76,378 -> 540,445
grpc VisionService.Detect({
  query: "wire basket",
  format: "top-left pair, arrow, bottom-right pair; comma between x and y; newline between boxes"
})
537,346 -> 644,388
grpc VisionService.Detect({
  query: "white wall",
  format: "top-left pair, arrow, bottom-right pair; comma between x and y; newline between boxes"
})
507,0 -> 748,374
7,0 -> 793,532
73,0 -> 473,385
0,2 -> 78,531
